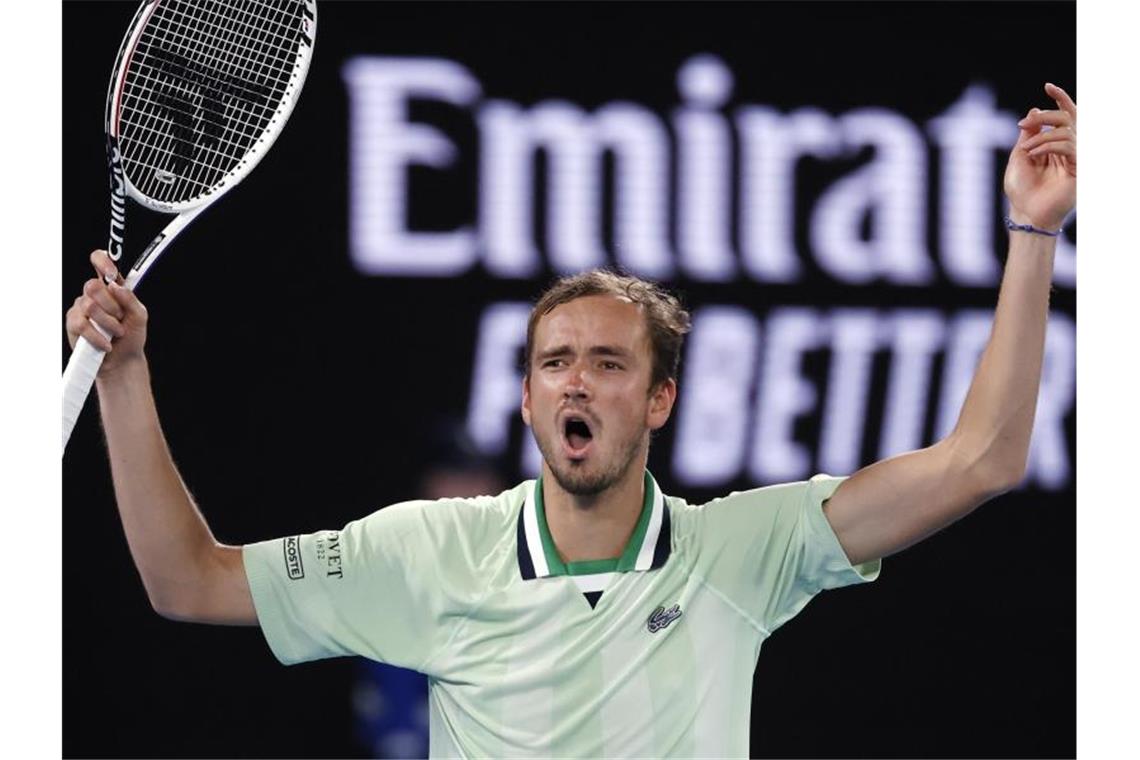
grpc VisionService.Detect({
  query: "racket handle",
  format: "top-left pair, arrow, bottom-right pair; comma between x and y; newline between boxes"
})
62,329 -> 111,455
62,267 -> 145,455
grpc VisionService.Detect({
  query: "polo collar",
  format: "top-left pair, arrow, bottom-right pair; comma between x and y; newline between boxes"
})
516,470 -> 672,583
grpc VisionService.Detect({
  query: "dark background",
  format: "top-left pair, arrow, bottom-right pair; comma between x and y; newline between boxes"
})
63,2 -> 1075,757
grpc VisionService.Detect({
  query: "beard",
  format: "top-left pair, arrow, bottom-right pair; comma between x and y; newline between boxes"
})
533,423 -> 645,497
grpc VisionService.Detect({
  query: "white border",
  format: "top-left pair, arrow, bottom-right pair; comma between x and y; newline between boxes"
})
6,0 -> 61,756
1077,1 -> 1135,756
37,2 -> 1117,757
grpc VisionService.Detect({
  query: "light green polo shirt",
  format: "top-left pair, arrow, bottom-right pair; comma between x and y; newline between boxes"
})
243,472 -> 880,757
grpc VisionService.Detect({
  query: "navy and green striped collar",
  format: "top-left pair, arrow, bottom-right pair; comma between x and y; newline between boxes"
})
516,470 -> 671,584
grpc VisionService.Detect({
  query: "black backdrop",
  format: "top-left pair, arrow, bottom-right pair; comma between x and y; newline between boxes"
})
63,2 -> 1075,757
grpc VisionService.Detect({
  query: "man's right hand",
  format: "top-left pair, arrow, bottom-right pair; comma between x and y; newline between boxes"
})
65,250 -> 149,375
69,249 -> 258,626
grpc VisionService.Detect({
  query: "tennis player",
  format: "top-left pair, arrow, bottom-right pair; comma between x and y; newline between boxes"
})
66,83 -> 1075,757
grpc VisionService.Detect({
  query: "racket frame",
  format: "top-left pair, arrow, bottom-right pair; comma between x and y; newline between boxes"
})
109,0 -> 317,218
63,0 -> 318,453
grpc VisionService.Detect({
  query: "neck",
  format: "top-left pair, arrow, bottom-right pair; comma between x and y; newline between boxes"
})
540,457 -> 648,564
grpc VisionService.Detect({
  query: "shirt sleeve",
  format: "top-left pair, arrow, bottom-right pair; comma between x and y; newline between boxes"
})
242,499 -> 464,671
695,474 -> 881,635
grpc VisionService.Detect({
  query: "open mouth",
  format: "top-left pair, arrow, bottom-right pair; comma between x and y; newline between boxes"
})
562,415 -> 594,457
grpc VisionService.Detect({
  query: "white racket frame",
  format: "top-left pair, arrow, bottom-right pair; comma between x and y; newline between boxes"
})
62,0 -> 317,453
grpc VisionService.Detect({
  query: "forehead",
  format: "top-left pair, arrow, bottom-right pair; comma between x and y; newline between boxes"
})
534,295 -> 649,353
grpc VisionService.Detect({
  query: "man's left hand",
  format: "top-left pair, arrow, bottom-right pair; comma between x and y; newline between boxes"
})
1004,82 -> 1076,231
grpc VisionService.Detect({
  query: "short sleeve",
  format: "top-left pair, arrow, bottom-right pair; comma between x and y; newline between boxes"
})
695,474 -> 881,634
243,500 -> 464,671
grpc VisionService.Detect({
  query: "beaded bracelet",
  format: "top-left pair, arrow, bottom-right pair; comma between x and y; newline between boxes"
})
1004,216 -> 1061,237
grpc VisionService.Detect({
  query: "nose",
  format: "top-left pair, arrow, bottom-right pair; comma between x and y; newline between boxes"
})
563,363 -> 592,401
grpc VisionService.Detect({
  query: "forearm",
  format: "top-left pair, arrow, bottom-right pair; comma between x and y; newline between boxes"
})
95,358 -> 228,617
821,84 -> 1074,564
949,229 -> 1056,487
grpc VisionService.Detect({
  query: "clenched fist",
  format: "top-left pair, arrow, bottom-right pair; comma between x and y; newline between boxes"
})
66,250 -> 149,376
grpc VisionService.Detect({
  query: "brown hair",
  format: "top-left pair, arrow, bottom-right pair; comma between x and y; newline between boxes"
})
524,269 -> 692,391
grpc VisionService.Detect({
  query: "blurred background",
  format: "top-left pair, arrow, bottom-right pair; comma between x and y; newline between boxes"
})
62,1 -> 1074,757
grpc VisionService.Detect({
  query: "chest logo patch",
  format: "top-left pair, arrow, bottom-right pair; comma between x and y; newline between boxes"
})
647,603 -> 683,633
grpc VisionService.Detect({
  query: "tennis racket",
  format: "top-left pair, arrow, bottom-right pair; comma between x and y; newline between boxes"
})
62,0 -> 317,453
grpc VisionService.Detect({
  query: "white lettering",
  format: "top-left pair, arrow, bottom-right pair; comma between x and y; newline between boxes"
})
928,86 -> 1020,286
465,302 -> 529,456
750,308 -> 828,483
342,57 -> 481,275
879,310 -> 946,458
672,307 -> 760,485
479,100 -> 671,278
467,301 -> 1074,490
818,309 -> 883,474
477,101 -> 541,277
596,104 -> 673,278
812,109 -> 933,284
736,106 -> 838,282
675,55 -> 736,281
343,58 -> 1076,292
1024,314 -> 1075,489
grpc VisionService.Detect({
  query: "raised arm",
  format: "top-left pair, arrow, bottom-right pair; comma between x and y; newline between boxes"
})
66,250 -> 257,625
822,83 -> 1076,566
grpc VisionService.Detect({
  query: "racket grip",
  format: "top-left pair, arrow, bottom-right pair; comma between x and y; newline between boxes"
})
62,331 -> 110,454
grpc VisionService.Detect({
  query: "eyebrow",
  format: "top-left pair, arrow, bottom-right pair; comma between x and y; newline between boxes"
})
536,345 -> 634,361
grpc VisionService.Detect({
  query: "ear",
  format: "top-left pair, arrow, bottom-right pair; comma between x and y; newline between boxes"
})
646,378 -> 677,431
521,375 -> 533,427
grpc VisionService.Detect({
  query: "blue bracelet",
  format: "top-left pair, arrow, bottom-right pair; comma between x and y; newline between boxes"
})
1004,216 -> 1061,237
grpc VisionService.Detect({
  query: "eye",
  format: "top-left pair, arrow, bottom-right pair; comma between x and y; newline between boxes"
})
543,358 -> 566,368
601,360 -> 623,371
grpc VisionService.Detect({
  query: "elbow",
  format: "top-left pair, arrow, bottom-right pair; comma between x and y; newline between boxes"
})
144,546 -> 246,624
151,603 -> 181,622
994,467 -> 1030,496
153,605 -> 200,623
970,454 -> 1028,499
979,467 -> 1025,499
993,462 -> 1028,494
151,592 -> 218,623
146,587 -> 191,621
984,444 -> 1030,494
949,433 -> 1028,499
143,575 -> 207,622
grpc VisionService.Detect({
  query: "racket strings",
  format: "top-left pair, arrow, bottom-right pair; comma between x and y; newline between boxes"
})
117,0 -> 307,203
126,6 -> 282,186
150,0 -> 299,99
142,1 -> 300,130
124,20 -> 288,164
128,0 -> 300,197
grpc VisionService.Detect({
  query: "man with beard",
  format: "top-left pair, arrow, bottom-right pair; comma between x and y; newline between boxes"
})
66,83 -> 1075,757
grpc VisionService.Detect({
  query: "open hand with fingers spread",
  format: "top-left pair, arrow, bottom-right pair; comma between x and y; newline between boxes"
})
1004,82 -> 1076,232
65,249 -> 149,377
